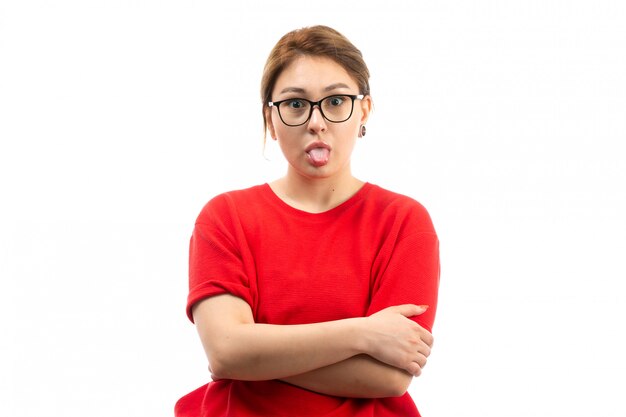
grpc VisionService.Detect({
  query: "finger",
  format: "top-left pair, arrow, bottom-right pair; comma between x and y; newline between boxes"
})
414,326 -> 434,347
407,361 -> 422,377
415,353 -> 428,369
421,331 -> 434,347
417,342 -> 431,358
395,304 -> 429,318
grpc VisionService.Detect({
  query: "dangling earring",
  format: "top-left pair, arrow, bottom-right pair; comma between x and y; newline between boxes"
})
359,125 -> 367,138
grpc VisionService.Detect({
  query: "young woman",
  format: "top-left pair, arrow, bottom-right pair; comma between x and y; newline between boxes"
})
175,25 -> 440,417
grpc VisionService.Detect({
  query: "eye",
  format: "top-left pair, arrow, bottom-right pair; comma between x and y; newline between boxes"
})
286,99 -> 306,109
328,96 -> 345,107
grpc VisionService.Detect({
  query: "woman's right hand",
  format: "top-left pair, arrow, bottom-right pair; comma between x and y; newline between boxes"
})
363,304 -> 433,376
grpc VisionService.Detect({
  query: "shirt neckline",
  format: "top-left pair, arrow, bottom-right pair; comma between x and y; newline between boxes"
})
260,182 -> 373,222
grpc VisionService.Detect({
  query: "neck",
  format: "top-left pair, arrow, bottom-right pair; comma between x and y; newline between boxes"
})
271,167 -> 364,214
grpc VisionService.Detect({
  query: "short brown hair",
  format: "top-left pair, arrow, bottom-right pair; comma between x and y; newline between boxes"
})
261,25 -> 371,140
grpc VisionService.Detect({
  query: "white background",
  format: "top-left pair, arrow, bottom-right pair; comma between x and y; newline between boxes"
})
1,1 -> 625,416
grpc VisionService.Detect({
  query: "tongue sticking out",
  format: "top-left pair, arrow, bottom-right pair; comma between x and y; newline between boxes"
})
307,147 -> 330,166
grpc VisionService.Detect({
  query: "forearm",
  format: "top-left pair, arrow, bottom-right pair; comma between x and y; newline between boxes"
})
195,296 -> 367,381
212,320 -> 366,380
280,354 -> 412,398
195,295 -> 431,384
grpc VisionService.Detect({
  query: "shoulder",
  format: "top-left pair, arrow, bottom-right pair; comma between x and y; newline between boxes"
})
366,184 -> 427,211
196,184 -> 268,224
365,184 -> 435,234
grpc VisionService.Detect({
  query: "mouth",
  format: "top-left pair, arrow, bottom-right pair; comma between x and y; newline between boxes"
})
305,142 -> 331,167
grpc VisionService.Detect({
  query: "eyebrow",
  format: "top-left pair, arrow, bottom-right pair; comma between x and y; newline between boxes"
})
278,83 -> 352,95
324,83 -> 351,92
279,87 -> 306,94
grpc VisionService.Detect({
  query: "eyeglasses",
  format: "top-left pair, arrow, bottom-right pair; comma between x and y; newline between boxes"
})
268,94 -> 364,127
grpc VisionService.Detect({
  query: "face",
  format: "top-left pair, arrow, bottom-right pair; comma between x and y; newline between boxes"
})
267,55 -> 371,182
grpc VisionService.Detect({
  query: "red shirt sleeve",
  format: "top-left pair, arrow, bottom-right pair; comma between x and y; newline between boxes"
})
186,196 -> 254,323
366,204 -> 440,333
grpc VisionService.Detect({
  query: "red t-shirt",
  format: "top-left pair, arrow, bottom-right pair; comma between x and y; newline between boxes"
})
176,183 -> 440,417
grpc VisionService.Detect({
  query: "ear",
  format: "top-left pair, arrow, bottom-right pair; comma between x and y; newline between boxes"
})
265,107 -> 278,140
358,95 -> 373,125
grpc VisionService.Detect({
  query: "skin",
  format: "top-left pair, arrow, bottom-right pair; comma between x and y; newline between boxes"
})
266,55 -> 371,213
193,55 -> 434,398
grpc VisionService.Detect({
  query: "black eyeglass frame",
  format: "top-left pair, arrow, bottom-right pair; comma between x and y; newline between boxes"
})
268,94 -> 365,127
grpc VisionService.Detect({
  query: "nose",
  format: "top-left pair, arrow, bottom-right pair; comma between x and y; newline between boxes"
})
307,105 -> 327,133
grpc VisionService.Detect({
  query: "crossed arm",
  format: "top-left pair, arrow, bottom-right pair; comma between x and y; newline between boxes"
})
192,293 -> 433,398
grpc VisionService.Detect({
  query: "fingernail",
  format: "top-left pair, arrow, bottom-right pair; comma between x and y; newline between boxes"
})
418,305 -> 429,311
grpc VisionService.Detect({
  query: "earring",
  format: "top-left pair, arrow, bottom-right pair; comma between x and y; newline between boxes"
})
359,125 -> 367,138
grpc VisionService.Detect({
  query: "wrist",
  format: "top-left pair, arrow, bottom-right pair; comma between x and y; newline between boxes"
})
349,317 -> 370,355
